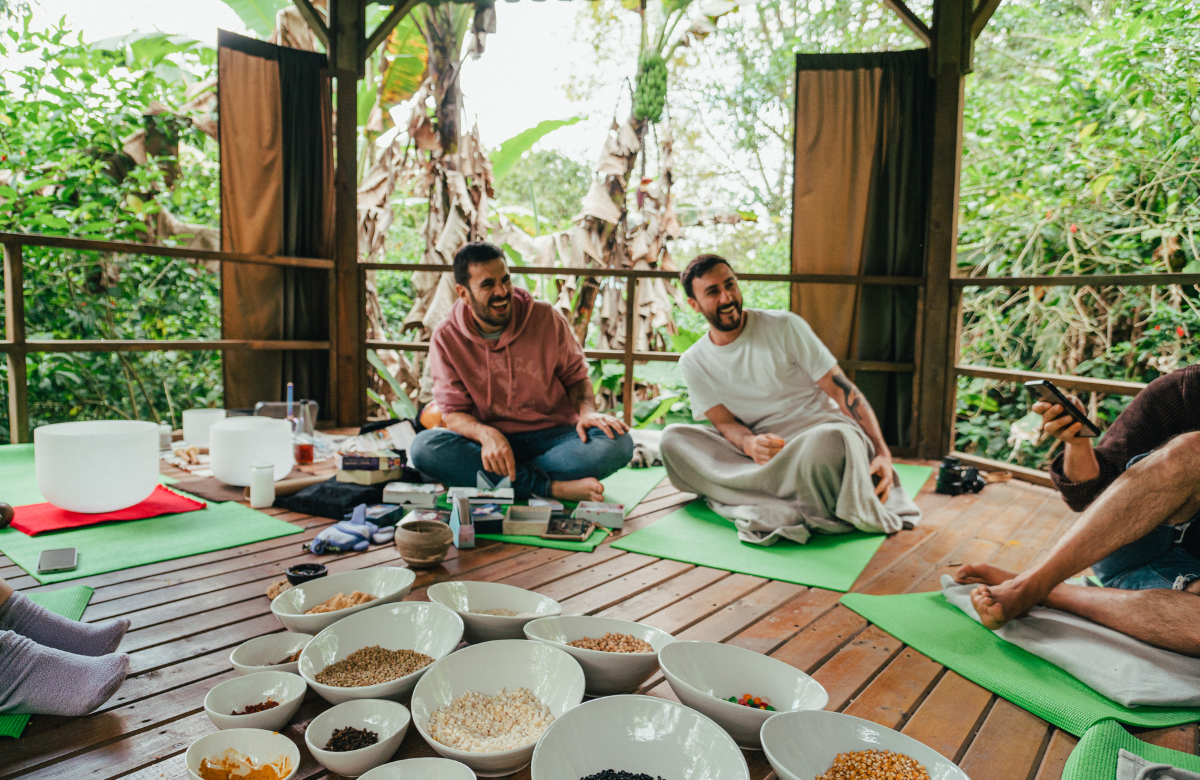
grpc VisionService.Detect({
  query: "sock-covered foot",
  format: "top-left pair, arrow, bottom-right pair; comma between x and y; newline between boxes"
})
0,631 -> 128,716
0,591 -> 129,656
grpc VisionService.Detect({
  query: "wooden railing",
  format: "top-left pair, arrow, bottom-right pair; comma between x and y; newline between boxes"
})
0,232 -> 335,443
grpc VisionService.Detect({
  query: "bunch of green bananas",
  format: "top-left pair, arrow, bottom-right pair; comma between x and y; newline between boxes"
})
633,50 -> 668,124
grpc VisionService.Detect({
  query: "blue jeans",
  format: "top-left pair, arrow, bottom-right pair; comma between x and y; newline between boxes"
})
1091,451 -> 1200,591
409,425 -> 634,499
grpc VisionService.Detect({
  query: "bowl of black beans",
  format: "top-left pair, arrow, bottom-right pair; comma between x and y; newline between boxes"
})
304,699 -> 411,777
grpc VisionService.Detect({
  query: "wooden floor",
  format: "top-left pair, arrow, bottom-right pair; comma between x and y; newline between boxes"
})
1,461 -> 1197,779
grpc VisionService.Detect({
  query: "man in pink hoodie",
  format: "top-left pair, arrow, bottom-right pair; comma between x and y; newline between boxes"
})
409,242 -> 633,502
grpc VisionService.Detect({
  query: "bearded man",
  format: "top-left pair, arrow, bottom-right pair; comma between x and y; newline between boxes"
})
409,242 -> 633,501
659,254 -> 921,545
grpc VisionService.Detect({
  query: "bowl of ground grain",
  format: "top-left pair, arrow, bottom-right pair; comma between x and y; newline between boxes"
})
299,601 -> 464,705
304,698 -> 411,777
272,567 -> 416,633
761,711 -> 969,780
659,640 -> 828,750
202,670 -> 307,731
427,580 -> 561,643
524,615 -> 675,696
185,728 -> 300,780
530,694 -> 749,780
360,757 -> 477,780
411,639 -> 585,777
230,632 -> 314,676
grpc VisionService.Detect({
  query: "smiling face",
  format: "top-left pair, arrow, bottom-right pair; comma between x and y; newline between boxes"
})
687,262 -> 744,333
456,257 -> 513,330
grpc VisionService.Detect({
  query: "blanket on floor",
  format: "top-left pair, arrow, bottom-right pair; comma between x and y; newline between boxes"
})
660,419 -> 920,545
942,575 -> 1200,708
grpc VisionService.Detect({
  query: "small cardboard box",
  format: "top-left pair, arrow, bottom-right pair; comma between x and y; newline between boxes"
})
573,500 -> 625,529
336,467 -> 402,485
336,450 -> 405,471
502,505 -> 552,536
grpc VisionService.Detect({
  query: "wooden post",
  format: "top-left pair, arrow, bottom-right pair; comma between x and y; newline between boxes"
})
915,0 -> 970,459
4,242 -> 29,443
622,276 -> 637,428
330,0 -> 366,428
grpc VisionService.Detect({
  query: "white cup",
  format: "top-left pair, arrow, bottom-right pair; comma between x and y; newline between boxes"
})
249,463 -> 275,509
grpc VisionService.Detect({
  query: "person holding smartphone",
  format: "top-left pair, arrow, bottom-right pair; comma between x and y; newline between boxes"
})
952,364 -> 1200,656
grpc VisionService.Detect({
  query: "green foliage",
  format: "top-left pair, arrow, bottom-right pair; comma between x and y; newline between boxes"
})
491,149 -> 593,234
491,117 -> 586,183
219,0 -> 290,37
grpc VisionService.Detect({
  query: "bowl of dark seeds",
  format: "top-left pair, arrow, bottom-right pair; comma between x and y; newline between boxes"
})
530,694 -> 750,780
305,699 -> 411,777
285,562 -> 327,586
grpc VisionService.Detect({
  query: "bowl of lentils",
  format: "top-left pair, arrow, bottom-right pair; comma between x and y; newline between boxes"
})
523,615 -> 675,696
299,601 -> 464,705
530,694 -> 749,780
304,698 -> 411,778
410,639 -> 586,777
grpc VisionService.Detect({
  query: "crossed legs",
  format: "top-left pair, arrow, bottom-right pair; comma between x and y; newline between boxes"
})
954,431 -> 1200,655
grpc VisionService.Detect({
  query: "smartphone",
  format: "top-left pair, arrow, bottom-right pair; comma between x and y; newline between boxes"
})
1024,380 -> 1102,438
37,547 -> 78,574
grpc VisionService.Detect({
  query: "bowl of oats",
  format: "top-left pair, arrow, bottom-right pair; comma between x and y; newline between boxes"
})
427,580 -> 562,643
299,601 -> 464,705
271,567 -> 416,634
410,639 -> 585,777
523,615 -> 674,696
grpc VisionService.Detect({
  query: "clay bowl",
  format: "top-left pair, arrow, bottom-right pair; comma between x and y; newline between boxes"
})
395,520 -> 453,568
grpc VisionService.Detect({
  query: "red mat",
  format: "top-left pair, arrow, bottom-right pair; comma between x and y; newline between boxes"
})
11,486 -> 207,536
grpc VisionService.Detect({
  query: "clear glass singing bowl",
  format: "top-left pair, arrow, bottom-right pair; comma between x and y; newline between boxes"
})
35,420 -> 160,513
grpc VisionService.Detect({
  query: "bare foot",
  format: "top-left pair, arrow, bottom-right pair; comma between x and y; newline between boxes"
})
550,478 -> 604,502
968,578 -> 1043,630
954,563 -> 1018,587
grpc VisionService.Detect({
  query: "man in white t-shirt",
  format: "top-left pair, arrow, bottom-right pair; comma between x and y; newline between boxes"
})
660,254 -> 921,545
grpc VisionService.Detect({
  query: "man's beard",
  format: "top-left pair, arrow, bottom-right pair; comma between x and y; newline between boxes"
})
705,300 -> 743,332
472,291 -> 513,328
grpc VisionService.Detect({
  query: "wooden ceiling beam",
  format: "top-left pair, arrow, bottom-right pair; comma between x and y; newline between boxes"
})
363,0 -> 422,61
882,0 -> 932,48
971,0 -> 1003,38
292,0 -> 329,49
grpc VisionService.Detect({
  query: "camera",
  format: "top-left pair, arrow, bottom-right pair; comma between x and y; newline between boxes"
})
935,456 -> 987,496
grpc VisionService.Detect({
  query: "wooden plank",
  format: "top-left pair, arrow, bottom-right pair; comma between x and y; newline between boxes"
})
769,605 -> 869,674
640,574 -> 768,635
727,587 -> 842,655
901,671 -> 994,761
16,339 -> 330,354
842,647 -> 943,729
811,625 -> 905,711
953,450 -> 1055,488
557,559 -> 693,615
910,537 -> 999,593
125,613 -> 282,675
883,0 -> 932,45
4,242 -> 28,443
0,231 -> 335,270
1032,730 -> 1079,780
1135,724 -> 1199,752
676,581 -> 805,642
957,698 -> 1051,780
498,546 -> 627,591
595,566 -> 730,622
950,272 -> 1200,290
532,553 -> 659,603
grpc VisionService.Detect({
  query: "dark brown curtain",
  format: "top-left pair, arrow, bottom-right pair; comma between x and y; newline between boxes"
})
218,30 -> 332,414
790,49 -> 934,446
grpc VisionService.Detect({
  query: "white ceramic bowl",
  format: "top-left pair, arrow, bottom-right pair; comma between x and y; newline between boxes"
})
530,694 -> 749,780
35,420 -> 159,512
203,670 -> 307,731
427,581 -> 561,643
272,568 -> 417,634
411,639 -> 585,777
299,601 -> 464,705
209,416 -> 293,485
762,710 -> 971,780
185,727 -> 300,780
360,758 -> 478,780
523,615 -> 674,696
230,632 -> 314,676
659,640 -> 829,749
182,407 -> 226,448
304,699 -> 411,777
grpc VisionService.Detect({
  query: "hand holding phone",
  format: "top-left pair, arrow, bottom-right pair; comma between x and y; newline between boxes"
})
1024,380 -> 1102,440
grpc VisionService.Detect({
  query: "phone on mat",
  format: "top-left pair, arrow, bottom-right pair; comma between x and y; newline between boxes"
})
1024,380 -> 1103,438
37,547 -> 77,574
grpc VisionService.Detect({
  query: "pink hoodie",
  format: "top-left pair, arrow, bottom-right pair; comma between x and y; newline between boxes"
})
429,287 -> 590,434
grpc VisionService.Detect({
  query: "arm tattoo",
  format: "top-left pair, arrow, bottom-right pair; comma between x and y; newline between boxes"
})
831,369 -> 865,423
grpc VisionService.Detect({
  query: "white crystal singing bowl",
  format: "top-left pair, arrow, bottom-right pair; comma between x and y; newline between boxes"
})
35,420 -> 160,513
208,416 -> 294,486
182,408 -> 226,448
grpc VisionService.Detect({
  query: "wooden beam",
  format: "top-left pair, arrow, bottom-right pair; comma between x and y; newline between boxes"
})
915,0 -> 971,460
621,276 -> 637,428
882,0 -> 932,47
0,232 -> 334,270
950,451 -> 1053,488
293,0 -> 329,49
330,0 -> 366,427
952,271 -> 1200,288
3,340 -> 330,354
3,243 -> 29,444
364,0 -> 422,62
971,0 -> 1003,38
954,364 -> 1146,396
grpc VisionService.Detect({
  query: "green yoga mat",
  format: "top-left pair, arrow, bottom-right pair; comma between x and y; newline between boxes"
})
841,590 -> 1200,736
0,585 -> 93,738
440,467 -> 665,552
0,501 -> 302,584
0,444 -> 177,506
610,464 -> 932,593
1064,720 -> 1200,780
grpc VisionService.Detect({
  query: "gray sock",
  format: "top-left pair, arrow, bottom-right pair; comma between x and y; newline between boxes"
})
0,592 -> 129,656
0,631 -> 129,716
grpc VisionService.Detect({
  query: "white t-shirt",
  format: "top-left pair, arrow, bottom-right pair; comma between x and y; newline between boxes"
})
680,309 -> 840,436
